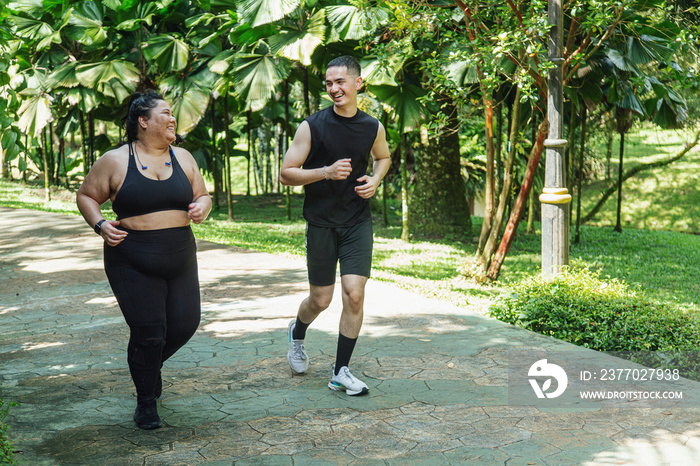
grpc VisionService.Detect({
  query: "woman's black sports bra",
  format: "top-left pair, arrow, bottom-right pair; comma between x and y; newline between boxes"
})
111,143 -> 194,220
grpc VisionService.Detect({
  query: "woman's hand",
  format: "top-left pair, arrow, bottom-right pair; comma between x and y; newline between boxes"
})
188,201 -> 208,224
101,221 -> 128,246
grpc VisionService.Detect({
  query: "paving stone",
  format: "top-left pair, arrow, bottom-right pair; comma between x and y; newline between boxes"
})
344,431 -> 416,459
5,207 -> 700,464
458,426 -> 531,448
441,445 -> 511,463
196,435 -> 270,461
235,455 -> 294,465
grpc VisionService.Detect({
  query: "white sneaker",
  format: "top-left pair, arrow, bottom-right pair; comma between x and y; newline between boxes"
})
287,320 -> 308,374
328,365 -> 369,396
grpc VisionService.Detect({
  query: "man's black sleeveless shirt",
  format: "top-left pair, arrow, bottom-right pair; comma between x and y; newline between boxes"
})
303,106 -> 378,227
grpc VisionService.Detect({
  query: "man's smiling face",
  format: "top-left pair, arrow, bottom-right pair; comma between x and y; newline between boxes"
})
325,66 -> 362,109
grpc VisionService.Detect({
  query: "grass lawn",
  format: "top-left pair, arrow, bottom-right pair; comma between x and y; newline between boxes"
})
578,125 -> 700,234
1,125 -> 699,313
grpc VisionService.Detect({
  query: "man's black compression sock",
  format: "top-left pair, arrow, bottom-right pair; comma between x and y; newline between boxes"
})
292,316 -> 310,340
334,333 -> 358,375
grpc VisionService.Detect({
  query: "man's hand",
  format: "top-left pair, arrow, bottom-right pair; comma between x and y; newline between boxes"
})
354,175 -> 380,199
328,158 -> 352,180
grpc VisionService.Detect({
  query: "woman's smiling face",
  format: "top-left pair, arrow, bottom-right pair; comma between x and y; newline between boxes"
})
140,100 -> 177,143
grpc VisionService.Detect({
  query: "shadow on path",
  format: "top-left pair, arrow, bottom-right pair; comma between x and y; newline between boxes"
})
2,207 -> 700,465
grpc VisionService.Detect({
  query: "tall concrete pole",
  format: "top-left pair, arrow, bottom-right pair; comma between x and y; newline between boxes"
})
541,0 -> 571,275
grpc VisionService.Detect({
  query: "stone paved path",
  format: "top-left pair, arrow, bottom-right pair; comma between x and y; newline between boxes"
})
2,206 -> 700,465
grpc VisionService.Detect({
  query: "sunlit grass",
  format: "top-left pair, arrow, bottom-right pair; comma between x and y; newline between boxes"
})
2,124 -> 699,314
373,238 -> 466,280
192,216 -> 306,258
0,179 -> 113,218
578,124 -> 700,233
571,226 -> 700,307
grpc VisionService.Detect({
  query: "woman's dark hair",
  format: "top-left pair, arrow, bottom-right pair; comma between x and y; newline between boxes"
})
121,90 -> 165,143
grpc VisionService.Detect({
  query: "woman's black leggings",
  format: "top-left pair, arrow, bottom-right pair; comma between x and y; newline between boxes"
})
104,226 -> 201,404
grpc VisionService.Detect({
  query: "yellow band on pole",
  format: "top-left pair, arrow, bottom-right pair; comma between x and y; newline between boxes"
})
539,187 -> 572,204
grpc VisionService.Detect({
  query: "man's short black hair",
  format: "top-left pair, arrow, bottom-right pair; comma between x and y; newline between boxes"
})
327,56 -> 361,76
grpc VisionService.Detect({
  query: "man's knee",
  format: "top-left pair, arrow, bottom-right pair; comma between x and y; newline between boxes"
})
306,285 -> 334,313
308,293 -> 332,312
342,287 -> 365,313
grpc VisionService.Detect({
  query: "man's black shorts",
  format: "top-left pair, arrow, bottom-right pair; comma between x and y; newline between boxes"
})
305,219 -> 373,286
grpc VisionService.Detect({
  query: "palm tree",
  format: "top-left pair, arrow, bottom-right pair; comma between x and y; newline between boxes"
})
599,33 -> 684,232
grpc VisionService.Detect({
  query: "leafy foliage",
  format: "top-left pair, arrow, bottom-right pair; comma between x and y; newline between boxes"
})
2,0 -> 699,280
0,397 -> 18,465
489,267 -> 700,379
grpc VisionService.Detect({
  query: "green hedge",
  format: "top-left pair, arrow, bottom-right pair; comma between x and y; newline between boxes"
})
1,397 -> 17,465
489,268 -> 700,379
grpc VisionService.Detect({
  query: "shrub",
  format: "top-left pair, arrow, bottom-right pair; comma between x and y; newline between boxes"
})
0,397 -> 18,465
489,268 -> 700,379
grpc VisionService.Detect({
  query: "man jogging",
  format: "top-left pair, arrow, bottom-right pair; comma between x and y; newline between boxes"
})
280,56 -> 391,395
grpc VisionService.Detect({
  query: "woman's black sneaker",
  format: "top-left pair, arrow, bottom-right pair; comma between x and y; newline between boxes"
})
133,402 -> 161,430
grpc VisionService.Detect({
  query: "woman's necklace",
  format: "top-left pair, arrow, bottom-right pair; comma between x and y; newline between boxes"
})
133,143 -> 172,170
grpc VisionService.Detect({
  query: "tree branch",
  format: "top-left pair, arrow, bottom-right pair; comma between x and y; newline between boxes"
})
505,0 -> 525,26
453,0 -> 476,40
486,119 -> 548,281
503,52 -> 546,91
564,7 -> 623,83
564,15 -> 582,59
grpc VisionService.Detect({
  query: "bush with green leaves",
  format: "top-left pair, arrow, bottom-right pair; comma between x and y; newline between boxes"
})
1,397 -> 17,464
489,268 -> 700,379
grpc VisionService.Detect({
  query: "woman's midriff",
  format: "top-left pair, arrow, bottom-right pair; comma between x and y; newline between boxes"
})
118,210 -> 190,230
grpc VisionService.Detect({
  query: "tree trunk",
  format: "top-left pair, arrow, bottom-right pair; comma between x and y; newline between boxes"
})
526,182 -> 535,234
88,111 -> 95,168
59,135 -> 67,189
476,95 -> 496,257
251,130 -> 261,195
614,132 -> 624,233
1,137 -> 10,179
574,105 -> 587,244
495,99 -> 502,197
277,124 -> 283,194
526,113 -> 538,235
223,96 -> 233,219
302,66 -> 311,118
284,79 -> 291,221
480,87 -> 522,272
254,124 -> 271,194
382,113 -> 389,227
486,119 -> 548,280
210,97 -> 220,210
79,111 -> 88,175
22,134 -> 28,182
263,123 -> 272,193
48,122 -> 56,185
400,132 -> 409,241
605,117 -> 613,180
246,110 -> 251,196
41,128 -> 51,202
566,102 -> 577,192
566,105 -> 578,232
1,155 -> 9,180
410,109 -> 470,237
